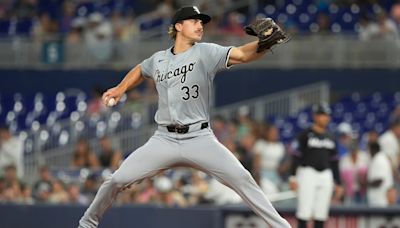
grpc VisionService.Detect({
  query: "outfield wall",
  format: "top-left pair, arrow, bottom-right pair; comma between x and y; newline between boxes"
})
1,69 -> 399,106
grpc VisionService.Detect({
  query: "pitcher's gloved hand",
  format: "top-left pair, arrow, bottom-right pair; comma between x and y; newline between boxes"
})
244,18 -> 290,52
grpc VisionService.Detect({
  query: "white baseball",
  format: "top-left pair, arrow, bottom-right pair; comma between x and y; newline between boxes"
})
107,97 -> 116,107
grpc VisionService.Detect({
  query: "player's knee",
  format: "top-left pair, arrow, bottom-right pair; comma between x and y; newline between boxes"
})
109,173 -> 128,188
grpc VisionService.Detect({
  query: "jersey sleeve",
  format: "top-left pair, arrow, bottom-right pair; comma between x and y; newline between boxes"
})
201,43 -> 233,75
140,54 -> 156,79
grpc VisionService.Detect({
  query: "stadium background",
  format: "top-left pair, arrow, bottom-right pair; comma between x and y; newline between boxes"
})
1,0 -> 400,227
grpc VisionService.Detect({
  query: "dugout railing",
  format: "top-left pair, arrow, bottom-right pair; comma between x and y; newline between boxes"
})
211,81 -> 329,121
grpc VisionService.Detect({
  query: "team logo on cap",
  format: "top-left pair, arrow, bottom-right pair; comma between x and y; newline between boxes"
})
193,6 -> 200,14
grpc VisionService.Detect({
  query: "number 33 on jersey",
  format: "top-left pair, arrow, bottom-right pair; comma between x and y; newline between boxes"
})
140,43 -> 232,126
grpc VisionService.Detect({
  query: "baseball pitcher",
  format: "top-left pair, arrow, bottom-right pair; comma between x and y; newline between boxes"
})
78,6 -> 290,228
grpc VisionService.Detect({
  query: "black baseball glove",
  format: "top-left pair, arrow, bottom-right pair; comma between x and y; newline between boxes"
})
244,18 -> 290,53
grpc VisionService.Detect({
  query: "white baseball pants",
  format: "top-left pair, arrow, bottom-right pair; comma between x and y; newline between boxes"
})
296,166 -> 334,221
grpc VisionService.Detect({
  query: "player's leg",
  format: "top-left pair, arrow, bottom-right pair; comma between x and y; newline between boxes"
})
79,133 -> 181,228
312,170 -> 334,226
314,220 -> 324,228
295,167 -> 318,226
297,219 -> 307,228
181,131 -> 291,228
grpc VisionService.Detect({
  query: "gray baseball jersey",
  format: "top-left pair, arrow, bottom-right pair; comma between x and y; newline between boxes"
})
78,43 -> 291,228
140,43 -> 231,125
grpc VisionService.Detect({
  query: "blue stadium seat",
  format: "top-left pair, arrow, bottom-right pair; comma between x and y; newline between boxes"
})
0,20 -> 11,35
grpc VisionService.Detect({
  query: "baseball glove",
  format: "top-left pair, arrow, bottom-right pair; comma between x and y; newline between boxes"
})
244,18 -> 290,53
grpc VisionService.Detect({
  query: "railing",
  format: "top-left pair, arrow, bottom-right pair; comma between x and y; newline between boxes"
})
22,82 -> 329,182
24,124 -> 157,184
212,81 -> 329,121
0,35 -> 399,69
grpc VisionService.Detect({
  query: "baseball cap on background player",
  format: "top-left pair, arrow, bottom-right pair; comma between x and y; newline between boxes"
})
312,102 -> 332,115
171,6 -> 211,25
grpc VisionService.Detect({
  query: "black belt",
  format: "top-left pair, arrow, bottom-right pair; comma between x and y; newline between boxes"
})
166,122 -> 208,134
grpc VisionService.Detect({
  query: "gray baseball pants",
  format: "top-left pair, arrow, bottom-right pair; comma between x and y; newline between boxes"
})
78,126 -> 291,228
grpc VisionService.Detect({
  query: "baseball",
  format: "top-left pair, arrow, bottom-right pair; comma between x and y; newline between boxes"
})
107,97 -> 116,107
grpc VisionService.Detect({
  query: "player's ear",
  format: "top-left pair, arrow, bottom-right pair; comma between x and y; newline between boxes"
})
175,22 -> 183,32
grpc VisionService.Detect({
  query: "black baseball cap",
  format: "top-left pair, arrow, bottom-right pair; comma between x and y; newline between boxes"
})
312,102 -> 332,115
171,6 -> 211,25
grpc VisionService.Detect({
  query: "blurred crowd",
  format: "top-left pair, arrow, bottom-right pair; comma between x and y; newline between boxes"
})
1,97 -> 400,208
1,0 -> 399,63
0,0 -> 400,41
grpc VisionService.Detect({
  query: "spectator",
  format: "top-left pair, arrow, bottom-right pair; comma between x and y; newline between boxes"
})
111,10 -> 128,41
84,12 -> 113,62
236,105 -> 253,140
237,132 -> 257,174
121,89 -> 145,115
339,140 -> 369,204
378,117 -> 400,175
157,0 -> 176,18
60,1 -> 76,34
358,14 -> 379,41
359,129 -> 379,152
66,17 -> 85,44
253,124 -> 286,192
98,136 -> 122,170
211,115 -> 230,143
118,185 -> 138,204
32,12 -> 59,42
390,105 -> 400,122
20,183 -> 34,204
185,171 -> 209,205
135,179 -> 157,204
2,182 -> 20,203
0,124 -> 24,178
376,11 -> 399,40
153,175 -> 187,207
358,9 -> 398,41
81,174 -> 99,202
2,165 -> 22,203
222,138 -> 241,161
68,183 -> 89,205
117,11 -> 139,42
315,13 -> 331,34
32,165 -> 52,203
367,142 -> 395,207
391,2 -> 400,29
48,179 -> 69,204
336,122 -> 354,157
71,138 -> 100,170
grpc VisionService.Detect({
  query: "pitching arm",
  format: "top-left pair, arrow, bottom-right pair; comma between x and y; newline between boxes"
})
227,41 -> 268,66
102,65 -> 146,105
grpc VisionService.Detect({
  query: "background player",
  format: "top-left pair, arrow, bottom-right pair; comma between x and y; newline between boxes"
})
289,102 -> 344,228
78,6 -> 290,228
